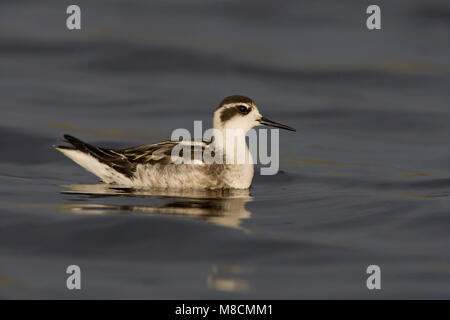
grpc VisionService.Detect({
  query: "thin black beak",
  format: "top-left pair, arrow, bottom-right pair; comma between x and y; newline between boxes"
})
258,117 -> 296,132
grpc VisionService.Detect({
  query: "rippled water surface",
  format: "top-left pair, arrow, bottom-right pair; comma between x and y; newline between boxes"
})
0,0 -> 449,298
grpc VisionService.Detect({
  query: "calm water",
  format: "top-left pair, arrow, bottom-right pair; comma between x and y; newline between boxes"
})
0,0 -> 449,298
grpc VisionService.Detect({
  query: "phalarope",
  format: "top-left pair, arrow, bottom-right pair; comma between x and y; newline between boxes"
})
56,95 -> 295,189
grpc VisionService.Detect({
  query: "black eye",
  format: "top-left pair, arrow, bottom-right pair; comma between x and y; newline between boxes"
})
237,105 -> 249,114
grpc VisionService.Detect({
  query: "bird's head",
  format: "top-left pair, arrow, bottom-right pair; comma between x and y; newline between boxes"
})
213,95 -> 296,132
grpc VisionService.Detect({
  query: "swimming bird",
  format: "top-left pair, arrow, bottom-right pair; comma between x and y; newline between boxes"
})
56,95 -> 295,189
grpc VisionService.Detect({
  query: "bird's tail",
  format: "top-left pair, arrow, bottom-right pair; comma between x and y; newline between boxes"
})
55,134 -> 131,184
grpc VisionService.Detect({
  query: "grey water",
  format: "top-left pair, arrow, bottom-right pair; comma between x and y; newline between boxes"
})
0,0 -> 449,299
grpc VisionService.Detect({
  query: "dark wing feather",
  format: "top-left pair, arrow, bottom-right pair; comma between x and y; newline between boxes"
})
62,135 -> 136,177
60,134 -> 210,178
120,141 -> 178,164
120,140 -> 209,164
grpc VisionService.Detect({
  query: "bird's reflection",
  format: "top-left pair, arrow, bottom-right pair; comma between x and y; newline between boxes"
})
59,184 -> 252,229
207,264 -> 252,293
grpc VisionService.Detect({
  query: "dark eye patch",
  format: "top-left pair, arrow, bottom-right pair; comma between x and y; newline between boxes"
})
220,107 -> 239,123
220,105 -> 252,123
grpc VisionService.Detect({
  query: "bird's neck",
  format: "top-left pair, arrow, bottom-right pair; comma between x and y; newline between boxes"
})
212,127 -> 252,165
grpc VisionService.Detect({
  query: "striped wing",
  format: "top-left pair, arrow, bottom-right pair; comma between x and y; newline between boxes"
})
120,140 -> 208,164
60,135 -> 210,178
